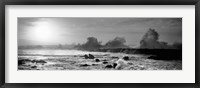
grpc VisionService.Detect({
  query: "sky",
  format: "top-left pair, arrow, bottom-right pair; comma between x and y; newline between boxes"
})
18,17 -> 182,46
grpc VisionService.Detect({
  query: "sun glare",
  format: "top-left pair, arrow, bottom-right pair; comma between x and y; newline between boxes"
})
30,21 -> 54,42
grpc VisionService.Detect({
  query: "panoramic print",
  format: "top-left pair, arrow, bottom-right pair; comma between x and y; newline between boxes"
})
18,17 -> 182,70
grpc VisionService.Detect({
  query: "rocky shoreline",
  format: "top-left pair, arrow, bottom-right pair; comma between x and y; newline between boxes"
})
18,53 -> 182,70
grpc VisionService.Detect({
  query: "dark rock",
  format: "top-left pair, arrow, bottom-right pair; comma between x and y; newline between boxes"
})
80,64 -> 90,67
31,59 -> 37,63
31,66 -> 37,69
105,65 -> 113,68
92,64 -> 98,66
102,61 -> 108,64
18,60 -> 25,65
123,56 -> 129,60
36,60 -> 47,64
113,63 -> 118,68
31,59 -> 46,64
88,54 -> 95,59
84,54 -> 89,59
18,59 -> 31,65
95,59 -> 100,62
111,56 -> 119,59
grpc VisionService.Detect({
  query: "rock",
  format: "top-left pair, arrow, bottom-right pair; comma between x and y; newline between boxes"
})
18,59 -> 31,65
36,60 -> 47,64
31,66 -> 37,69
88,54 -> 95,59
31,59 -> 46,64
31,60 -> 37,63
80,64 -> 90,67
102,61 -> 108,64
92,64 -> 98,66
105,65 -> 113,68
111,56 -> 119,59
18,60 -> 25,65
84,54 -> 89,59
95,59 -> 100,62
123,56 -> 129,60
113,63 -> 118,68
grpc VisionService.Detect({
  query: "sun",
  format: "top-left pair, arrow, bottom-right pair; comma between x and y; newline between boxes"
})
30,21 -> 54,42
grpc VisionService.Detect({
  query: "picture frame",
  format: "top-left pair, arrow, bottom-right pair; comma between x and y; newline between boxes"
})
0,0 -> 200,88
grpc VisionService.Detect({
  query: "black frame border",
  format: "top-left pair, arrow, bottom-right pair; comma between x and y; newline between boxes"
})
0,0 -> 200,88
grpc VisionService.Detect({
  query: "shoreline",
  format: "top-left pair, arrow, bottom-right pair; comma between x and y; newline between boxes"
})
18,50 -> 182,70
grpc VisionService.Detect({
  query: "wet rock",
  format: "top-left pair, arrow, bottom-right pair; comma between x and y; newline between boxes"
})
105,65 -> 113,68
31,66 -> 37,69
18,59 -> 31,65
95,59 -> 100,62
31,59 -> 37,63
111,56 -> 119,59
84,54 -> 89,59
123,56 -> 129,60
102,61 -> 108,64
80,64 -> 90,67
36,60 -> 47,64
88,54 -> 95,59
31,59 -> 46,64
92,64 -> 98,66
113,63 -> 118,68
18,60 -> 25,65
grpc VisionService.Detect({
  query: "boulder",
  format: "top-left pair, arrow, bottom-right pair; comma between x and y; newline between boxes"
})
102,61 -> 108,64
36,60 -> 47,64
113,63 -> 118,68
80,64 -> 90,67
31,59 -> 37,63
92,64 -> 98,66
84,54 -> 89,59
31,66 -> 37,69
111,56 -> 119,59
105,65 -> 113,68
18,59 -> 31,65
18,60 -> 25,65
95,59 -> 100,62
88,54 -> 95,59
123,56 -> 129,60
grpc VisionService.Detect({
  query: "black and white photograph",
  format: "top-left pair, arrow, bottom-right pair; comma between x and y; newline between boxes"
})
18,17 -> 182,70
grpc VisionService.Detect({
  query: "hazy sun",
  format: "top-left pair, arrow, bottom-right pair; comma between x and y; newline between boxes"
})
30,21 -> 54,42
